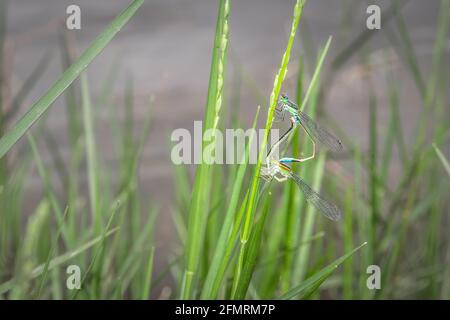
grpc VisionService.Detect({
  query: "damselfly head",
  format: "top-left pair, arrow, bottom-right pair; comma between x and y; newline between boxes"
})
280,94 -> 289,103
279,94 -> 298,111
274,94 -> 289,121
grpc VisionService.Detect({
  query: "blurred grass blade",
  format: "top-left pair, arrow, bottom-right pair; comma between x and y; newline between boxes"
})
0,0 -> 7,118
293,39 -> 332,283
71,202 -> 121,299
27,133 -> 71,245
280,242 -> 367,300
367,90 -> 379,287
299,36 -> 331,111
343,190 -> 354,299
294,151 -> 325,281
331,0 -> 410,71
35,206 -> 69,299
0,228 -> 119,295
141,246 -> 155,300
6,53 -> 51,121
80,73 -> 100,233
0,0 -> 144,159
433,143 -> 450,176
391,1 -> 426,97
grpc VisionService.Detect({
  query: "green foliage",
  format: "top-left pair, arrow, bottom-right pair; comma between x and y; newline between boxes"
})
0,0 -> 449,300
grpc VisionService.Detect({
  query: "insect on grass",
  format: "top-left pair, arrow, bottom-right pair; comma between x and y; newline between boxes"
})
262,94 -> 343,221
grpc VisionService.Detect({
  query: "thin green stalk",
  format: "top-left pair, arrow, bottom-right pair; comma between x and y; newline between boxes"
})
59,31 -> 83,240
233,0 -> 306,296
141,246 -> 155,300
0,0 -> 7,136
293,151 -> 326,282
209,189 -> 250,299
280,53 -> 305,293
9,200 -> 50,298
391,1 -> 426,97
331,0 -> 410,71
80,73 -> 100,234
35,207 -> 69,299
414,0 -> 449,150
433,143 -> 450,176
259,189 -> 290,297
368,89 -> 378,256
343,189 -> 353,299
27,133 -> 71,245
71,201 -> 121,299
231,194 -> 271,299
180,0 -> 230,299
201,106 -> 260,299
381,75 -> 401,179
292,38 -> 332,283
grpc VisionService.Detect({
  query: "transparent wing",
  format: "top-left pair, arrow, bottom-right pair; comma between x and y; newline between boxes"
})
267,120 -> 294,159
297,110 -> 343,152
274,104 -> 286,122
289,172 -> 341,221
259,166 -> 273,181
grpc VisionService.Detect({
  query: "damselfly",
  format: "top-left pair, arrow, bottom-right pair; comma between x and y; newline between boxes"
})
267,94 -> 343,162
260,159 -> 341,221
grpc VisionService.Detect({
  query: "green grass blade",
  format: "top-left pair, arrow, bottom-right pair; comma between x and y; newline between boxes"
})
292,39 -> 332,283
232,198 -> 271,299
0,0 -> 7,122
35,207 -> 69,299
174,162 -> 191,215
9,199 -> 50,298
233,0 -> 306,298
343,189 -> 354,299
180,0 -> 230,299
71,201 -> 121,299
294,151 -> 326,281
331,0 -> 410,71
368,91 -> 379,270
432,143 -> 450,176
385,2 -> 426,97
381,76 -> 401,180
201,106 -> 260,299
80,73 -> 100,233
0,0 -> 144,159
299,36 -> 331,111
42,128 -> 70,192
0,228 -> 119,295
207,189 -> 250,299
279,242 -> 367,299
141,246 -> 155,300
279,55 -> 305,293
112,206 -> 157,292
59,31 -> 82,148
27,133 -> 71,245
258,232 -> 325,271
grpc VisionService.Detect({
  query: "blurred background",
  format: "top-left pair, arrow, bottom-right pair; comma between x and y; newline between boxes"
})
1,0 -> 449,299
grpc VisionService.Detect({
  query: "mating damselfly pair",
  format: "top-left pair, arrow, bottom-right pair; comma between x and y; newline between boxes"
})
260,94 -> 343,221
